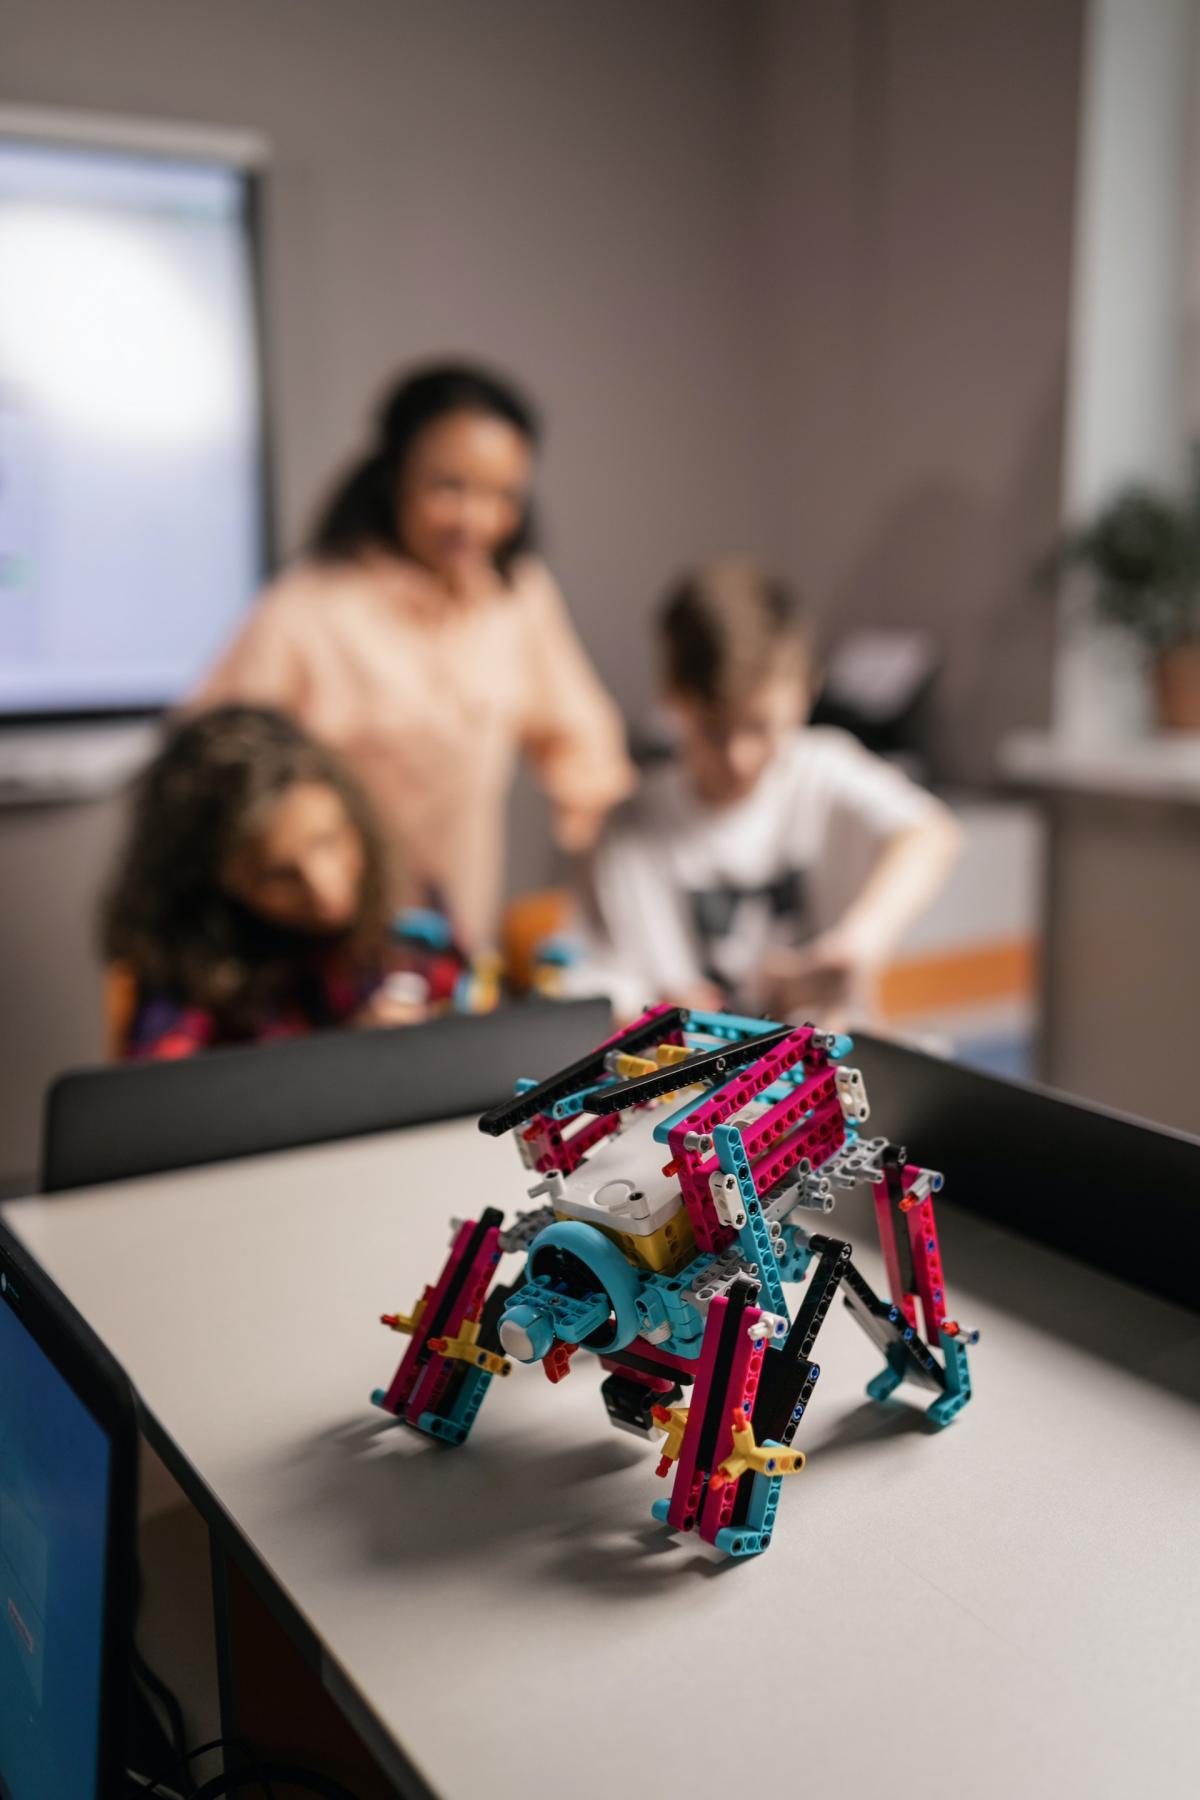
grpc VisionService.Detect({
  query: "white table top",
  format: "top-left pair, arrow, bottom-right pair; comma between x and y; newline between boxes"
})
5,1120 -> 1200,1800
1000,728 -> 1200,803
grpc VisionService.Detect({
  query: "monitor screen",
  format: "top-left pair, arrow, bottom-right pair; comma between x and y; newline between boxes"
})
0,134 -> 267,718
0,1275 -> 112,1798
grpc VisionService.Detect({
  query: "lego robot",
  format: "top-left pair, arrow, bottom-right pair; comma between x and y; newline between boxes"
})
372,1005 -> 976,1559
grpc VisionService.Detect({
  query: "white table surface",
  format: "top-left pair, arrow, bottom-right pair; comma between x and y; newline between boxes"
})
5,1120 -> 1200,1800
1000,728 -> 1200,803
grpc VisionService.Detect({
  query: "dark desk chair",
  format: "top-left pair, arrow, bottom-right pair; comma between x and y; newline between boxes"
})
41,997 -> 612,1193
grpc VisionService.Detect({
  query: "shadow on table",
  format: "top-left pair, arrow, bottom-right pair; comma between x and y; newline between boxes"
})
292,1384 -> 942,1600
296,1414 -> 738,1595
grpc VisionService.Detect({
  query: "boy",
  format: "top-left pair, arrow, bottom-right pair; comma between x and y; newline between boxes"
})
571,561 -> 960,1025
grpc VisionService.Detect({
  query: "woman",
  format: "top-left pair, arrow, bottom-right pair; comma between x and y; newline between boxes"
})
194,364 -> 634,949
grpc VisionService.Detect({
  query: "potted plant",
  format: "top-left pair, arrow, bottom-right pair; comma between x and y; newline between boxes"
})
1050,461 -> 1200,730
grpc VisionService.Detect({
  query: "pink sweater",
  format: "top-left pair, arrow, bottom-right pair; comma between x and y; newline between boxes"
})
193,553 -> 634,946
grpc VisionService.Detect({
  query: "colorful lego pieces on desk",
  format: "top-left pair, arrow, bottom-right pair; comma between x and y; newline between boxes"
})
371,1006 -> 977,1556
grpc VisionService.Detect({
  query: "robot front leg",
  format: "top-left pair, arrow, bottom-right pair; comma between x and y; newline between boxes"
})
651,1278 -> 804,1559
373,1207 -> 512,1446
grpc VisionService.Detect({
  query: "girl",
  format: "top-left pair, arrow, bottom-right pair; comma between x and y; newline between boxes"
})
103,705 -> 418,1058
192,363 -> 635,950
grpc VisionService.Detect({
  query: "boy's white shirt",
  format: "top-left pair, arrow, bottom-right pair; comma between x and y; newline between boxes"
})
569,726 -> 943,1017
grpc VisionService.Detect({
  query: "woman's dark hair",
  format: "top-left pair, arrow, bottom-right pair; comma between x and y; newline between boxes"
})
309,362 -> 540,577
102,706 -> 388,1037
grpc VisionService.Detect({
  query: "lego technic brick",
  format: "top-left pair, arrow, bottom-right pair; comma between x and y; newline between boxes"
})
551,1103 -> 689,1239
416,1360 -> 496,1446
840,1256 -> 945,1392
682,1247 -> 761,1319
872,1143 -> 918,1329
634,1263 -> 711,1355
715,1463 -> 784,1556
663,1026 -> 824,1253
683,1008 -> 785,1040
476,1277 -> 523,1353
751,1234 -> 849,1444
601,1342 -> 697,1387
521,1107 -> 623,1179
600,1369 -> 685,1436
926,1325 -> 973,1426
711,1124 -> 788,1319
665,1277 -> 760,1534
692,1278 -> 759,1474
404,1215 -> 508,1425
903,1168 -> 949,1344
763,1133 -> 891,1226
583,1026 -> 795,1116
748,1097 -> 847,1197
736,1061 -> 840,1166
375,1208 -> 504,1418
477,1004 -> 687,1135
697,1325 -> 773,1545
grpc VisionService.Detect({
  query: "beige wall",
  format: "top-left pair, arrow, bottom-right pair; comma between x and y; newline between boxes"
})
2,0 -> 771,707
0,0 -> 771,1183
754,0 -> 1084,782
0,0 -> 1086,1183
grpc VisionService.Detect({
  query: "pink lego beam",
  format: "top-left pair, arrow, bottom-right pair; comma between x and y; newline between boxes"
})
745,1096 -> 846,1196
738,1061 -> 837,1161
379,1216 -> 502,1422
664,1289 -> 763,1534
871,1171 -> 919,1331
698,1311 -> 768,1546
904,1164 -> 949,1344
666,1026 -> 819,1251
524,1108 -> 622,1177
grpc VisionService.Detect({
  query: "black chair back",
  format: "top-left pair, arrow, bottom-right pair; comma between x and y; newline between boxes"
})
41,997 -> 612,1192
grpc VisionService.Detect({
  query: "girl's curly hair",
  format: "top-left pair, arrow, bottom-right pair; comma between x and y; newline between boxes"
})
102,706 -> 389,1036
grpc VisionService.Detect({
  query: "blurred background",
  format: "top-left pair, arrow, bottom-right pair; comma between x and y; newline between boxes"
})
1,0 -> 1198,1190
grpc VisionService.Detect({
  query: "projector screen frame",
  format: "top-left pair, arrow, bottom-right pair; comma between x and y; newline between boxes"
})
0,104 -> 276,728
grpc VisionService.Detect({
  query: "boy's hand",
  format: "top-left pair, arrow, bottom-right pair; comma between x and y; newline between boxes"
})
553,803 -> 607,853
758,931 -> 863,1026
668,978 -> 727,1015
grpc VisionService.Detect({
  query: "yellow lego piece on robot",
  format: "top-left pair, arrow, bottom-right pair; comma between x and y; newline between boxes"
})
651,1403 -> 690,1469
427,1315 -> 512,1378
711,1407 -> 805,1489
381,1294 -> 427,1335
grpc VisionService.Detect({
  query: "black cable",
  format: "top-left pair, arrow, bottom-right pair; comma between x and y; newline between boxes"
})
132,1643 -> 192,1792
189,1763 -> 362,1800
126,1769 -> 186,1799
141,1735 -> 276,1800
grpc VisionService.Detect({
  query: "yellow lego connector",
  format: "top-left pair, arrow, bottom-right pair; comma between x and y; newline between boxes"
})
427,1315 -> 512,1378
650,1403 -> 690,1474
710,1407 -> 805,1489
380,1294 -> 427,1335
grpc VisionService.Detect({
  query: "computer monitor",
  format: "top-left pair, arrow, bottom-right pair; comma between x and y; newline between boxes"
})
0,1223 -> 137,1799
0,106 -> 270,721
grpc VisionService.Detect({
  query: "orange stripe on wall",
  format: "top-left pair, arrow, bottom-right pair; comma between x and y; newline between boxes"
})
879,937 -> 1038,1019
